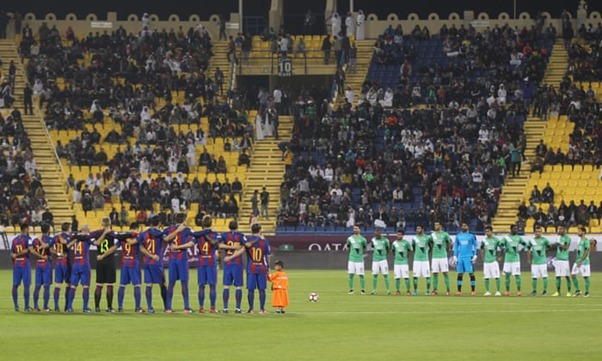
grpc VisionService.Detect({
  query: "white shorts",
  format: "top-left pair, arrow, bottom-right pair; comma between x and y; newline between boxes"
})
571,263 -> 591,277
483,261 -> 500,279
394,264 -> 410,279
348,261 -> 365,275
554,260 -> 570,277
413,260 -> 430,278
431,258 -> 449,273
371,260 -> 389,275
531,264 -> 548,278
503,262 -> 521,276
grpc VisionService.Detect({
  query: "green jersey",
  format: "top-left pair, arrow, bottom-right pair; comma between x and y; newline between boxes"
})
480,236 -> 502,263
501,234 -> 527,262
346,235 -> 367,262
392,239 -> 412,265
411,234 -> 432,262
371,237 -> 390,262
431,231 -> 451,259
527,237 -> 551,265
556,234 -> 571,261
575,238 -> 590,266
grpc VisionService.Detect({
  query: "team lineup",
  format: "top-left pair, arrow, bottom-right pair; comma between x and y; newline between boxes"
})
346,223 -> 593,297
10,215 -> 290,314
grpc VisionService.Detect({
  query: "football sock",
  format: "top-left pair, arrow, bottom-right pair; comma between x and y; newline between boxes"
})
235,289 -> 242,309
444,274 -> 450,291
495,278 -> 501,292
383,275 -> 390,291
395,279 -> 401,291
359,275 -> 365,290
532,279 -> 537,292
82,287 -> 90,309
484,279 -> 490,292
145,286 -> 153,310
504,273 -> 511,291
106,285 -> 114,309
555,277 -> 561,292
166,281 -> 175,310
457,274 -> 463,291
543,278 -> 548,292
134,287 -> 141,309
12,286 -> 18,309
43,285 -> 50,309
433,274 -> 439,291
198,286 -> 205,308
372,275 -> 378,291
572,276 -> 580,291
94,285 -> 102,308
259,289 -> 266,310
118,286 -> 125,309
223,288 -> 230,309
54,287 -> 61,309
64,287 -> 70,310
515,275 -> 522,291
248,290 -> 255,309
469,274 -> 476,292
67,287 -> 75,309
584,277 -> 590,293
182,282 -> 190,310
413,277 -> 418,291
24,287 -> 30,309
404,278 -> 411,291
426,277 -> 431,292
209,285 -> 216,308
348,274 -> 354,290
33,285 -> 40,308
160,283 -> 167,309
565,276 -> 572,292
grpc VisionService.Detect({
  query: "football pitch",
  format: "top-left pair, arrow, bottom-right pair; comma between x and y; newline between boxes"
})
1,269 -> 600,361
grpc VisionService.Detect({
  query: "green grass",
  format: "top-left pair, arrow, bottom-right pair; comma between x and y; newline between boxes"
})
1,270 -> 600,360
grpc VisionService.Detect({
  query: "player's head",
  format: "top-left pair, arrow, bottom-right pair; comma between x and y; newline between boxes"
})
252,223 -> 262,234
434,221 -> 442,231
416,225 -> 423,235
374,228 -> 381,238
81,224 -> 90,233
461,223 -> 468,233
353,225 -> 360,235
61,222 -> 70,232
557,225 -> 565,236
130,222 -> 139,231
274,260 -> 284,270
396,229 -> 404,240
150,216 -> 160,227
175,212 -> 186,224
41,223 -> 51,235
485,225 -> 493,237
229,220 -> 238,230
202,215 -> 212,228
20,223 -> 29,234
577,226 -> 586,237
534,226 -> 542,237
101,217 -> 111,228
510,224 -> 517,235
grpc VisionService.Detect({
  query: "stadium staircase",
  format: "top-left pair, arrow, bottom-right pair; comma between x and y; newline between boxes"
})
207,40 -> 231,104
238,115 -> 293,233
334,40 -> 373,108
0,39 -> 73,231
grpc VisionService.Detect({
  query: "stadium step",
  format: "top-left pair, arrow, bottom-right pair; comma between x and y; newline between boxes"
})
207,41 -> 231,104
333,40 -> 374,108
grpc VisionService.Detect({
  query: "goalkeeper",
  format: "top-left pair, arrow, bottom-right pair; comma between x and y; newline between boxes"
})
453,223 -> 478,295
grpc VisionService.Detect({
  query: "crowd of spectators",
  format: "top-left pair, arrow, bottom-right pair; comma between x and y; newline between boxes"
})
0,108 -> 52,228
518,197 -> 601,233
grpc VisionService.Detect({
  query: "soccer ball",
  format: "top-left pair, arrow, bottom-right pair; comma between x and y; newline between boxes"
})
309,293 -> 319,302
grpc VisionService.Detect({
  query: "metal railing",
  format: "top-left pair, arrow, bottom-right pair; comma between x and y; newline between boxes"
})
236,48 -> 340,76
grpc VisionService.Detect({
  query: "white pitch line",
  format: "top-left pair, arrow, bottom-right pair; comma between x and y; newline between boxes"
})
311,308 -> 602,315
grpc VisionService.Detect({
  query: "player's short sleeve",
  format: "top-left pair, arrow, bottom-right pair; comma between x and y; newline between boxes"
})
584,240 -> 590,251
264,240 -> 272,255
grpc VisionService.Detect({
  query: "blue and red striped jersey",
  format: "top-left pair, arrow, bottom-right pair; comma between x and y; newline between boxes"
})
50,232 -> 70,266
72,234 -> 95,267
245,235 -> 271,275
192,229 -> 218,267
118,240 -> 139,268
138,228 -> 164,266
221,231 -> 247,266
11,234 -> 31,267
163,225 -> 192,261
32,235 -> 53,266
